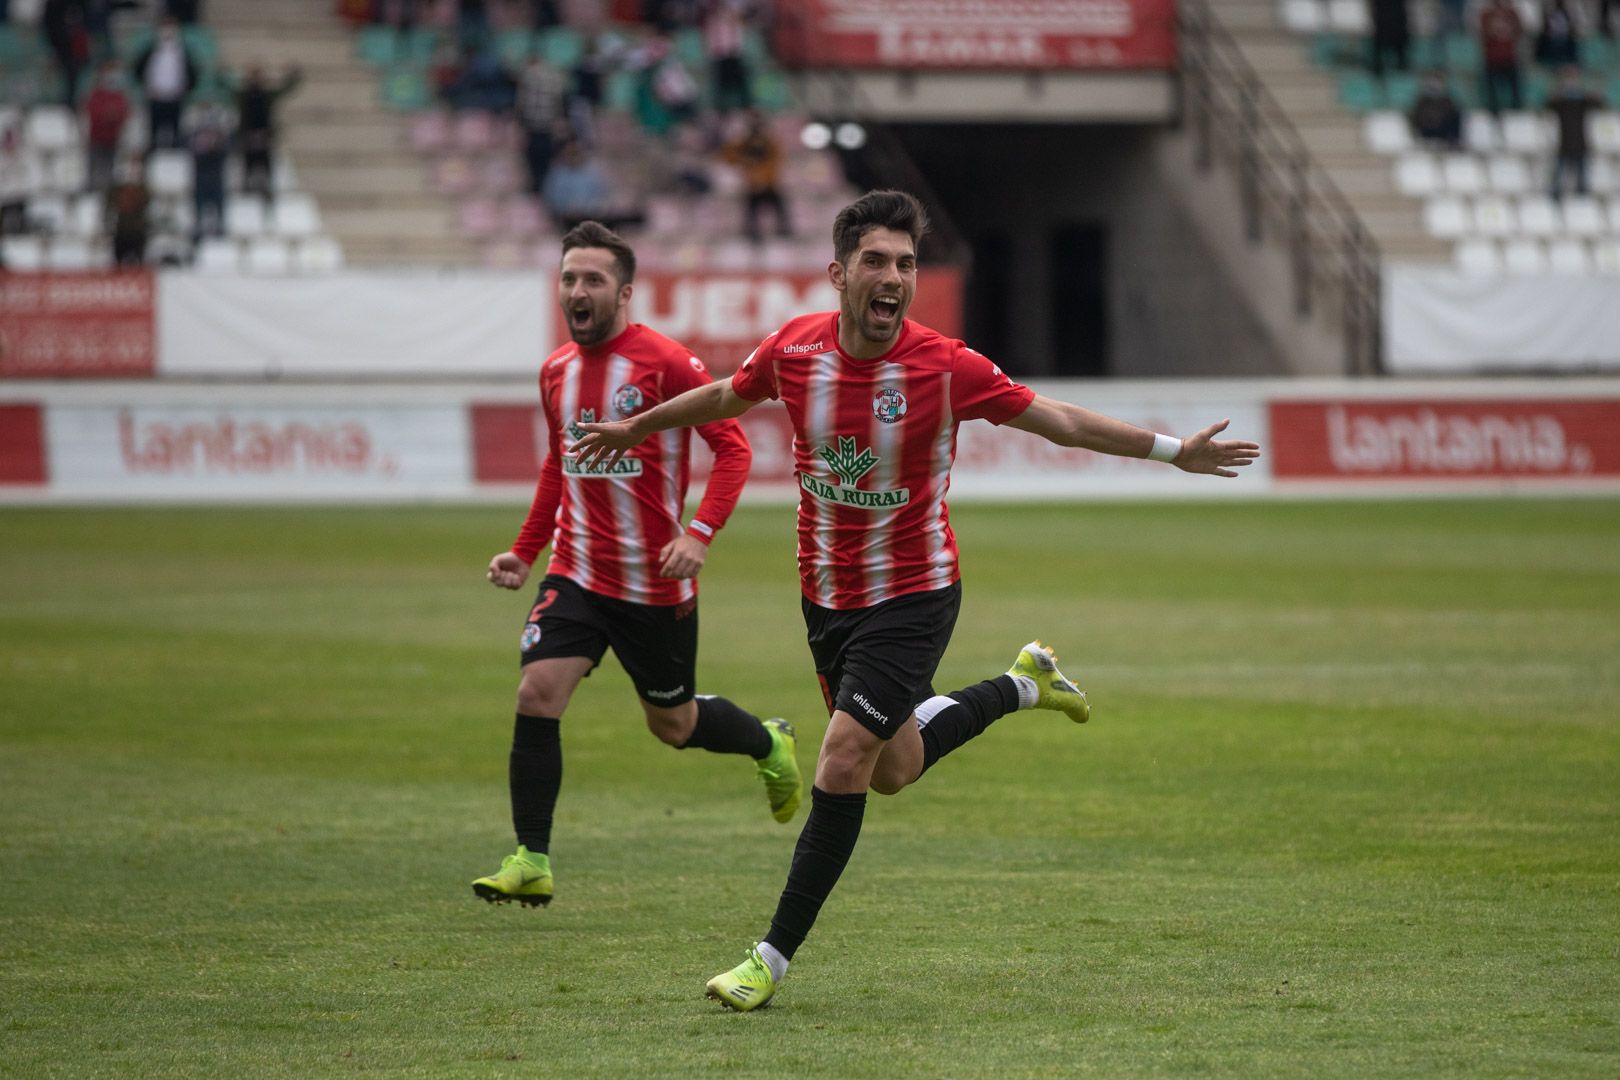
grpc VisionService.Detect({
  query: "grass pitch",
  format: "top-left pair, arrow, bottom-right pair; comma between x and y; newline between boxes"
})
2,500 -> 1617,1077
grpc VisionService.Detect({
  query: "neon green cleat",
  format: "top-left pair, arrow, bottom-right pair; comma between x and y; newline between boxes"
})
1008,640 -> 1090,724
471,845 -> 553,907
705,948 -> 778,1011
757,718 -> 802,824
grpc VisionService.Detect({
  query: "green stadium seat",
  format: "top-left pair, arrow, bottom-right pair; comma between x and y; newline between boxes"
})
181,26 -> 218,69
1523,70 -> 1552,109
1606,75 -> 1620,107
0,24 -> 36,64
1338,71 -> 1384,112
538,28 -> 582,69
1383,72 -> 1420,110
741,27 -> 770,67
751,69 -> 792,111
1443,33 -> 1481,72
356,25 -> 400,66
1579,36 -> 1614,72
604,69 -> 638,111
380,66 -> 431,111
1408,35 -> 1443,71
497,29 -> 536,67
673,27 -> 705,69
1308,33 -> 1344,69
402,27 -> 440,64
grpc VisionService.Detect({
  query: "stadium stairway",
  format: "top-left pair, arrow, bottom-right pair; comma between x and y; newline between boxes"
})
208,0 -> 480,266
1209,0 -> 1451,263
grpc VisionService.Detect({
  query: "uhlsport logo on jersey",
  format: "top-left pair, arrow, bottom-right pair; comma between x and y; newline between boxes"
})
872,387 -> 907,424
564,408 -> 643,477
802,436 -> 910,509
612,383 -> 644,417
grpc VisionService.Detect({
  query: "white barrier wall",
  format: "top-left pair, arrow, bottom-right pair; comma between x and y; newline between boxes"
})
4,378 -> 1618,503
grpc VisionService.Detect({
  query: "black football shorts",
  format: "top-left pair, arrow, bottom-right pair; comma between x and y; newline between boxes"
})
519,574 -> 698,707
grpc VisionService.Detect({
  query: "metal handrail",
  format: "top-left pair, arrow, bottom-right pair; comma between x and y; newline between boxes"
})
1179,0 -> 1383,374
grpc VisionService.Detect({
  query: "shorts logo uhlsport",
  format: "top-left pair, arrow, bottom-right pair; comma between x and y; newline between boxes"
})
872,387 -> 907,424
613,384 -> 644,417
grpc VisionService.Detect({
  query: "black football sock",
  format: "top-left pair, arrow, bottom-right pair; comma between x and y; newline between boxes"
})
917,675 -> 1021,773
763,786 -> 866,960
510,713 -> 561,853
680,695 -> 773,758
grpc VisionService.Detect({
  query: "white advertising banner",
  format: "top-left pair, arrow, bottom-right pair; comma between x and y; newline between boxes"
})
37,393 -> 471,501
158,272 -> 551,378
1384,265 -> 1620,374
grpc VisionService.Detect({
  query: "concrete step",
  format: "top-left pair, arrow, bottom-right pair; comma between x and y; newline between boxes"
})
283,123 -> 410,154
341,235 -> 482,266
321,206 -> 458,238
297,164 -> 434,197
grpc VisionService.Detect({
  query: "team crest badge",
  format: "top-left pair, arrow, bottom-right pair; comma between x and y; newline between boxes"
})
872,387 -> 907,424
613,383 -> 644,417
520,623 -> 542,650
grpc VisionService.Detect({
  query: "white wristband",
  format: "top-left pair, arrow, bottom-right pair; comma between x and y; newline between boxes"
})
1148,433 -> 1182,463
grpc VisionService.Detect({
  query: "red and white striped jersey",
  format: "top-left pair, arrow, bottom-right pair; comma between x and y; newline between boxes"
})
732,313 -> 1034,610
511,323 -> 751,606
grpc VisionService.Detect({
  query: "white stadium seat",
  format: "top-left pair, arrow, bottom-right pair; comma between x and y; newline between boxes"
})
1443,155 -> 1488,195
146,150 -> 194,198
1464,112 -> 1502,155
1,235 -> 46,271
1589,157 -> 1620,195
1593,239 -> 1620,273
25,106 -> 77,152
293,236 -> 345,273
1454,238 -> 1502,275
1590,112 -> 1620,155
245,237 -> 292,274
26,193 -> 68,234
1487,155 -> 1533,195
1474,196 -> 1517,237
1425,196 -> 1471,238
1516,196 -> 1562,237
225,195 -> 268,239
43,150 -> 85,193
1547,239 -> 1592,275
1563,196 -> 1607,236
45,237 -> 97,270
1280,0 -> 1327,33
1501,112 -> 1552,155
270,193 -> 321,238
1395,153 -> 1442,197
193,238 -> 242,273
1364,111 -> 1413,155
1502,238 -> 1547,274
1607,197 -> 1620,232
68,193 -> 103,237
1327,0 -> 1369,34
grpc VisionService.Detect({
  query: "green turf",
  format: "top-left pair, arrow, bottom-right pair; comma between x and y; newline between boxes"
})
2,501 -> 1617,1077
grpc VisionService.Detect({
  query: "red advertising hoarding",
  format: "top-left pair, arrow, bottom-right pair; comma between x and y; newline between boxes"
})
0,271 -> 156,378
0,402 -> 47,484
1270,400 -> 1620,481
774,0 -> 1177,70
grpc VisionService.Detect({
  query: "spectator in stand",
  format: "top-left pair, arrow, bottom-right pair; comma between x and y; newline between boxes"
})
163,0 -> 202,23
1479,0 -> 1524,114
105,157 -> 149,265
446,43 -> 515,112
431,40 -> 464,105
0,122 -> 35,237
1439,0 -> 1468,36
1409,70 -> 1463,149
374,0 -> 421,32
705,0 -> 752,113
82,58 -> 130,194
525,0 -> 559,31
457,0 -> 490,49
1602,0 -> 1618,39
543,138 -> 609,230
723,108 -> 790,242
569,35 -> 612,146
635,37 -> 699,137
515,53 -> 568,195
1368,0 -> 1410,78
135,16 -> 198,150
1548,64 -> 1603,197
648,0 -> 703,34
187,99 -> 231,237
230,63 -> 301,200
1535,1 -> 1581,67
43,0 -> 90,106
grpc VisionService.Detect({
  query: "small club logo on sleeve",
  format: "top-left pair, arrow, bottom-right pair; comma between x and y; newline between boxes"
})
872,387 -> 907,424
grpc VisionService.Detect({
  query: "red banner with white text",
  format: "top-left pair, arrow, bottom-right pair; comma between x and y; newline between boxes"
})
0,272 -> 155,378
1269,400 -> 1620,480
774,0 -> 1177,70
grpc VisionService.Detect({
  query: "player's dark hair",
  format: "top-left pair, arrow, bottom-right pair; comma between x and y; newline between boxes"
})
832,190 -> 931,266
560,220 -> 636,285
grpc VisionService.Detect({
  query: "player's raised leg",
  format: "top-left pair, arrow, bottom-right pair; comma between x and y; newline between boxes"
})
646,696 -> 804,823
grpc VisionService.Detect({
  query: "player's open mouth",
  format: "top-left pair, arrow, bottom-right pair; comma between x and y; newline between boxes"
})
869,296 -> 900,323
571,307 -> 593,329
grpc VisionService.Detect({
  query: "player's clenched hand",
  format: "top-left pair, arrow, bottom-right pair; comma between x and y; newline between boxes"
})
487,551 -> 531,590
658,534 -> 707,579
569,419 -> 642,471
1172,419 -> 1262,478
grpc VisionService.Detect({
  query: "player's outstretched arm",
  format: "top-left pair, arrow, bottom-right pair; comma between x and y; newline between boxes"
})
488,551 -> 532,590
1005,395 -> 1260,477
570,377 -> 756,470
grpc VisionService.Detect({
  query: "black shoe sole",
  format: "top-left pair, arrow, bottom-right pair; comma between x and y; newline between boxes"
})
472,883 -> 551,907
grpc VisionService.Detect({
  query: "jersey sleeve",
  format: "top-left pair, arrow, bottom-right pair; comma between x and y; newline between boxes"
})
510,376 -> 564,564
661,352 -> 752,544
729,331 -> 781,402
950,344 -> 1035,425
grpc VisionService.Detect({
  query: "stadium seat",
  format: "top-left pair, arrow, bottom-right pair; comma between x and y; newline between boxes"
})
1338,71 -> 1383,112
68,193 -> 103,237
1590,112 -> 1620,155
1327,0 -> 1370,34
1364,111 -> 1413,155
381,67 -> 432,111
1501,112 -> 1551,155
1443,155 -> 1488,195
24,106 -> 77,153
1562,197 -> 1607,236
1395,153 -> 1442,196
479,154 -> 521,195
1463,111 -> 1502,154
453,111 -> 498,153
45,237 -> 97,270
1590,157 -> 1620,195
1608,197 -> 1620,232
1547,238 -> 1592,275
270,193 -> 321,238
294,236 -> 345,273
409,110 -> 452,154
43,151 -> 85,193
1516,196 -> 1563,237
356,25 -> 401,66
1280,0 -> 1328,34
26,194 -> 68,234
1474,196 -> 1517,236
225,196 -> 269,239
147,149 -> 194,198
1487,154 -> 1533,195
1454,238 -> 1502,274
1501,238 -> 1547,273
245,237 -> 292,274
193,238 -> 242,273
433,156 -> 478,196
458,197 -> 502,238
1593,239 -> 1620,273
502,196 -> 548,238
1,235 -> 45,270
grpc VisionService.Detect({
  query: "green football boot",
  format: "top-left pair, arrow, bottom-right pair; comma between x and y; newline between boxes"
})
757,718 -> 803,824
471,845 -> 553,907
705,948 -> 778,1011
1007,640 -> 1090,724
